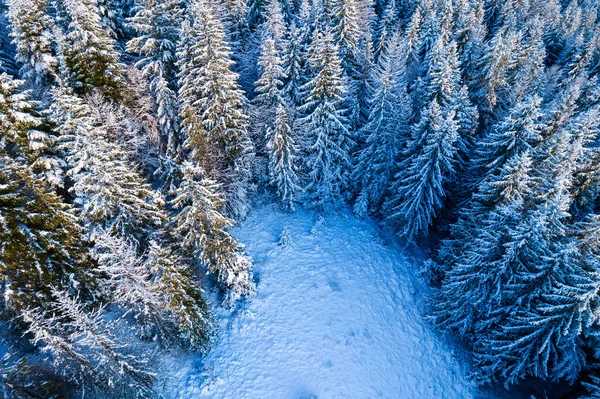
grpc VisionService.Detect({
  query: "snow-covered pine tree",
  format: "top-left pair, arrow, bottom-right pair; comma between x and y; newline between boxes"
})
97,0 -> 132,40
471,26 -> 523,114
247,0 -> 267,31
0,72 -> 91,313
170,163 -> 255,306
511,18 -> 547,102
471,94 -> 544,183
299,28 -> 353,211
282,20 -> 309,107
223,0 -> 250,46
145,240 -> 213,350
373,0 -> 398,62
254,34 -> 286,109
384,34 -> 463,238
331,0 -> 361,75
51,90 -> 165,239
177,1 -> 254,217
59,0 -> 126,99
353,31 -> 410,217
571,107 -> 600,214
384,100 -> 459,239
435,152 -> 538,335
6,0 -> 58,86
267,104 -> 301,210
453,0 -> 485,87
583,375 -> 600,399
0,1 -> 18,76
90,230 -> 163,325
330,0 -> 364,132
252,35 -> 287,152
90,228 -> 213,351
127,0 -> 182,156
468,125 -> 594,385
23,289 -> 155,397
351,32 -> 375,134
451,85 -> 478,172
264,0 -> 288,51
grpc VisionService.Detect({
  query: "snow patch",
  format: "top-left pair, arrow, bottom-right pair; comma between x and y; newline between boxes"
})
164,204 -> 479,398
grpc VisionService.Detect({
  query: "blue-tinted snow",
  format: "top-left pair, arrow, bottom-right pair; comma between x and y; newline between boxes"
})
164,203 -> 479,398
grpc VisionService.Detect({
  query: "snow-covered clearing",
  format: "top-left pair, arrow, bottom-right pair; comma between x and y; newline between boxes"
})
165,203 -> 481,398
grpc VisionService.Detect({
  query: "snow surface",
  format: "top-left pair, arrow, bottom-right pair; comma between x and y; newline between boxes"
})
164,203 -> 481,398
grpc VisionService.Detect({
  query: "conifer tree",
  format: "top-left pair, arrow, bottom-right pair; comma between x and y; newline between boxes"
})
252,35 -> 286,151
145,240 -> 213,350
454,0 -> 485,86
0,1 -> 18,76
127,0 -> 182,156
6,0 -> 58,85
331,0 -> 361,74
472,26 -> 523,113
436,152 -> 538,335
170,163 -> 255,305
511,18 -> 547,101
97,0 -> 131,40
384,100 -> 459,239
224,0 -> 251,46
384,34 -> 464,238
0,72 -> 91,313
51,90 -> 164,239
282,20 -> 309,107
60,0 -> 126,99
354,32 -> 410,217
472,130 -> 594,384
267,104 -> 301,210
473,94 -> 544,181
247,0 -> 267,30
299,29 -> 353,211
254,37 -> 286,111
584,375 -> 600,399
23,289 -> 155,396
177,1 -> 254,216
373,0 -> 398,62
264,0 -> 288,51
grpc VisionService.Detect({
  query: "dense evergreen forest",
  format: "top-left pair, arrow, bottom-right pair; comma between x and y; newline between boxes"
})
0,0 -> 599,396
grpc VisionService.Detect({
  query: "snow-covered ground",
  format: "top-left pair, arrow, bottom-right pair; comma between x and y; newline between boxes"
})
164,203 -> 481,398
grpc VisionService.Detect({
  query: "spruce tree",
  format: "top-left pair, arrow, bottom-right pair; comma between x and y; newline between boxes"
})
0,72 -> 91,314
384,34 -> 464,238
97,0 -> 131,40
267,104 -> 301,210
0,1 -> 18,76
145,240 -> 213,350
299,29 -> 353,211
60,0 -> 126,99
23,289 -> 155,396
127,0 -> 182,156
6,0 -> 58,85
264,0 -> 288,51
170,163 -> 255,306
354,32 -> 410,217
252,35 -> 286,152
373,0 -> 398,62
436,152 -> 538,335
282,20 -> 309,107
177,1 -> 254,216
331,0 -> 361,74
471,26 -> 523,113
51,90 -> 164,239
473,94 -> 544,180
384,100 -> 459,239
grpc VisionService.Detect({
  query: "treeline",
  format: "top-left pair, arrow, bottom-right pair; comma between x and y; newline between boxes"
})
0,0 -> 599,397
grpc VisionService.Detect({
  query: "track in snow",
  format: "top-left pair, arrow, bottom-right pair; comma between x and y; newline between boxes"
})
166,203 -> 479,398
